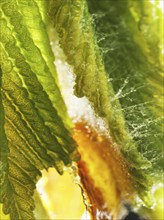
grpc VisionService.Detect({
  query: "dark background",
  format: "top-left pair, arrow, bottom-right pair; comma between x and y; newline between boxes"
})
124,211 -> 146,220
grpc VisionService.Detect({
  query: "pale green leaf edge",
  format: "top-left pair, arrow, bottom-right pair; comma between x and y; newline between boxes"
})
0,0 -> 79,219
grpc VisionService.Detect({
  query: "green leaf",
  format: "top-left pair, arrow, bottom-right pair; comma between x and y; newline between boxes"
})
87,0 -> 164,174
0,0 -> 78,219
49,0 -> 163,206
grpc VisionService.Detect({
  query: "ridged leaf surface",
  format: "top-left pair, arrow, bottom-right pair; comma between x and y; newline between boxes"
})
0,0 -> 78,219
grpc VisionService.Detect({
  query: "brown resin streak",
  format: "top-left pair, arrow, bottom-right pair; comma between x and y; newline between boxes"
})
74,123 -> 134,220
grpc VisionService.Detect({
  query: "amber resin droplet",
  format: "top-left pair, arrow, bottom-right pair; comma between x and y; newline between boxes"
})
74,123 -> 134,220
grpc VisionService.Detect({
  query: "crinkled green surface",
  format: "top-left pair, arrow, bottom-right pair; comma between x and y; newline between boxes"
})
87,0 -> 164,174
49,0 -> 163,206
0,0 -> 78,219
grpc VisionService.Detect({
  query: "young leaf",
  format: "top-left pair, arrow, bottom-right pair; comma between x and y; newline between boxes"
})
87,0 -> 164,181
0,0 -> 78,219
